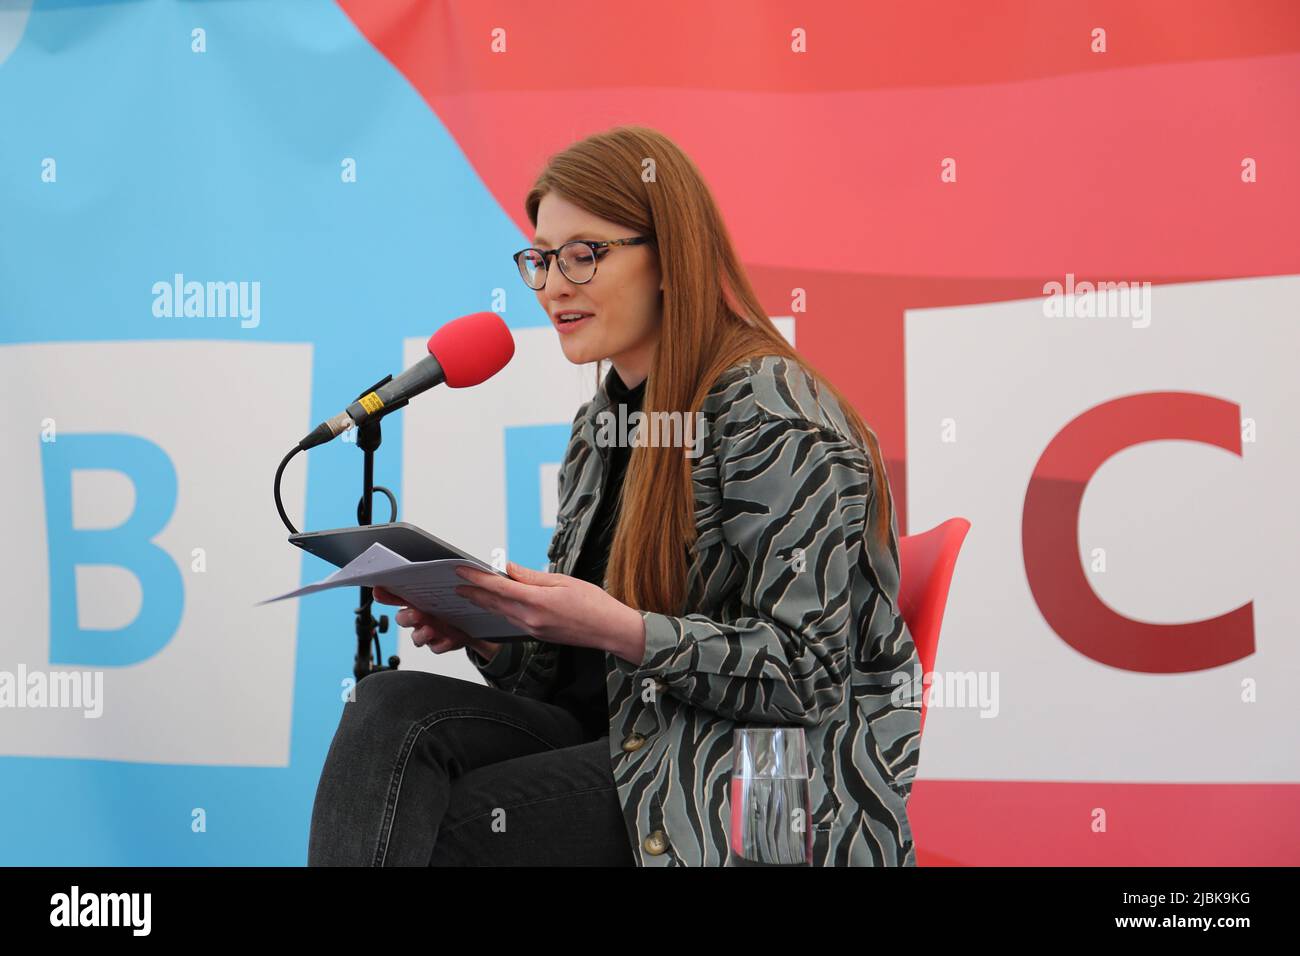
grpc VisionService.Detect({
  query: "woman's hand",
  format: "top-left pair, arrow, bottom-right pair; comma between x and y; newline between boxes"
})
371,586 -> 502,661
454,562 -> 647,663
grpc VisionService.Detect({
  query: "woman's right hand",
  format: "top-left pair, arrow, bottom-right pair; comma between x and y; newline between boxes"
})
372,586 -> 502,661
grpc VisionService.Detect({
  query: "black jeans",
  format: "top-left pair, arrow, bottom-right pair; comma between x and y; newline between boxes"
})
307,668 -> 635,866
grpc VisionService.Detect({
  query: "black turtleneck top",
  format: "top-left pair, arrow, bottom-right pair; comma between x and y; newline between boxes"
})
550,366 -> 646,741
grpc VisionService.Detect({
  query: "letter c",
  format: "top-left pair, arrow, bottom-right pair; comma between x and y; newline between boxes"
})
1022,392 -> 1253,673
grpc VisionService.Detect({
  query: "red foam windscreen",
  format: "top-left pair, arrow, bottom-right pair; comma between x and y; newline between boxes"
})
426,312 -> 515,388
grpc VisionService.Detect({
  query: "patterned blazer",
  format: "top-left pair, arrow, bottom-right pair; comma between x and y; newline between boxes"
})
470,355 -> 922,866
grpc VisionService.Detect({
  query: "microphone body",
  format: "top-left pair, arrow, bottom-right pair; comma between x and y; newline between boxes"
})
343,353 -> 446,428
298,312 -> 513,450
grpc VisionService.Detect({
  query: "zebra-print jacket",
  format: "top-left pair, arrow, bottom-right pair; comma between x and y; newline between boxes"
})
470,354 -> 921,866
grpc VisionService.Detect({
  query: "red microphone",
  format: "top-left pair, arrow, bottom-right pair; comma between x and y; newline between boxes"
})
299,311 -> 515,449
426,311 -> 516,388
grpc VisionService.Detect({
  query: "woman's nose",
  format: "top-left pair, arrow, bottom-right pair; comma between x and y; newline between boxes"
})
541,261 -> 577,295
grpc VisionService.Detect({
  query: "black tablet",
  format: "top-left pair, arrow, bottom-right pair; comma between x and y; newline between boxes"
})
288,522 -> 503,573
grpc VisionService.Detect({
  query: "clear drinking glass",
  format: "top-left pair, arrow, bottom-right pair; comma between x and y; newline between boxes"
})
728,727 -> 813,866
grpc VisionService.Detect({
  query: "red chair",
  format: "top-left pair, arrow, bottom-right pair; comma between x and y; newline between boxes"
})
897,518 -> 971,732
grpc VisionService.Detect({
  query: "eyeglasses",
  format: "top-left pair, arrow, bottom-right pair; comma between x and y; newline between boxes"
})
512,236 -> 652,290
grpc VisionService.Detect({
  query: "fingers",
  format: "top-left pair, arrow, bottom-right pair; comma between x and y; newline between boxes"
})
455,564 -> 553,604
455,587 -> 533,637
424,632 -> 463,654
385,597 -> 473,637
394,606 -> 427,629
381,599 -> 446,651
455,585 -> 500,615
376,586 -> 481,654
416,629 -> 464,654
503,561 -> 566,587
411,624 -> 443,648
411,623 -> 450,648
406,615 -> 472,654
371,586 -> 404,606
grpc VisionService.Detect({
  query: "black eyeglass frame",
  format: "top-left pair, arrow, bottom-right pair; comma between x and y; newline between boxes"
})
512,236 -> 653,289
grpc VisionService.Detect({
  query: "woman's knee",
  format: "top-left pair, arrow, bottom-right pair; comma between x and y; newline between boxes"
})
338,669 -> 477,738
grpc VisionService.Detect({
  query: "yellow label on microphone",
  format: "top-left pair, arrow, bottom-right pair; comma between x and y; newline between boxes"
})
359,392 -> 385,415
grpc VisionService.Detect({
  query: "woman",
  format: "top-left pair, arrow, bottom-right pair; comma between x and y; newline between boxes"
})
308,125 -> 920,867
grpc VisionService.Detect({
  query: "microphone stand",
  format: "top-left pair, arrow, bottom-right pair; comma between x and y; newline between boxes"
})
351,374 -> 408,685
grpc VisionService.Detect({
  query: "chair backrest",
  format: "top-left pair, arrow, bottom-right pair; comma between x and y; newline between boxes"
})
897,518 -> 971,729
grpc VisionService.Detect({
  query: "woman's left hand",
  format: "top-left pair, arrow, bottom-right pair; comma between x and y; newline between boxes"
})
455,562 -> 646,663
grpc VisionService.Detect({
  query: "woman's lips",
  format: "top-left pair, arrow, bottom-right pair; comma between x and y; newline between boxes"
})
555,313 -> 593,334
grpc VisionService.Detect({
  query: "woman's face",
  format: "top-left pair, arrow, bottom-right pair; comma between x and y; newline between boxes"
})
530,191 -> 662,386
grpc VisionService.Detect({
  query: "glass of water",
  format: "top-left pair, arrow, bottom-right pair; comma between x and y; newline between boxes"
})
728,727 -> 813,866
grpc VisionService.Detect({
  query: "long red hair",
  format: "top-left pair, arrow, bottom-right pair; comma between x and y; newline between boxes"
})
525,125 -> 894,615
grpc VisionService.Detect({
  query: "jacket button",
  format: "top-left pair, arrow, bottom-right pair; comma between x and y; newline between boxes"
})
621,733 -> 647,753
643,830 -> 669,855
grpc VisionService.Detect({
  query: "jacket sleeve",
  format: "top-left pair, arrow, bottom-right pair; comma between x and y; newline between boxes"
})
466,639 -> 561,699
466,640 -> 526,685
619,414 -> 872,727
